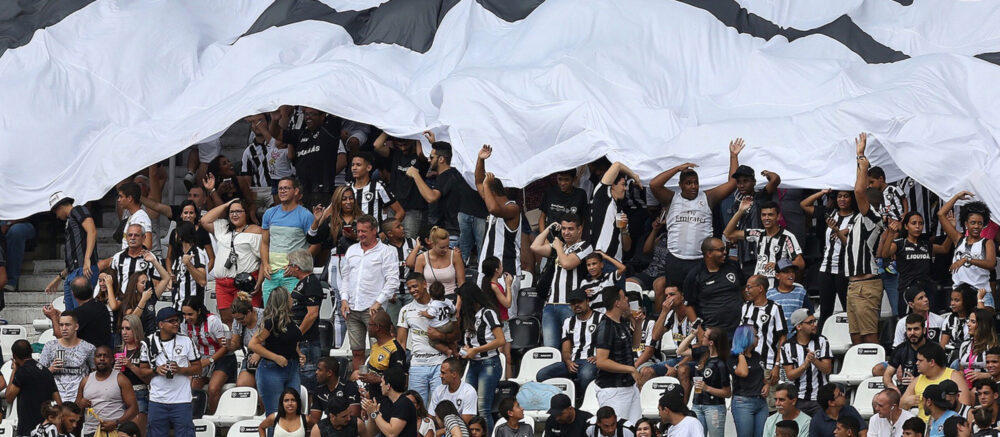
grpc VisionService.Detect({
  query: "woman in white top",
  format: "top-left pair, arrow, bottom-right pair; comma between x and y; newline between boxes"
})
201,198 -> 263,325
404,390 -> 437,437
258,387 -> 308,437
412,226 -> 465,300
939,192 -> 996,306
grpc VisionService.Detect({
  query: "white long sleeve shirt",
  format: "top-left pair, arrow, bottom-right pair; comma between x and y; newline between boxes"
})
340,240 -> 399,311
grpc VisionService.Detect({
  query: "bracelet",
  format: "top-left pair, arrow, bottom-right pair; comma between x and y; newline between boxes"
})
59,272 -> 66,279
857,156 -> 867,161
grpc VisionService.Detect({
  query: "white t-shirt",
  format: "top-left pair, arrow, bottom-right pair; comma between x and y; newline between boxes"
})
398,300 -> 446,367
121,208 -> 153,249
667,416 -> 705,437
142,334 -> 200,404
893,312 -> 946,347
427,299 -> 456,329
265,138 -> 295,179
867,409 -> 914,437
428,382 -> 478,417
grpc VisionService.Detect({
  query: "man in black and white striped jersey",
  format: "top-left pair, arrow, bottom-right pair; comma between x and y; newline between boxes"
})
781,308 -> 833,418
240,113 -> 275,216
351,152 -> 404,223
99,223 -> 164,290
587,162 -> 641,262
740,274 -> 787,390
848,133 -> 886,345
530,213 -> 593,348
536,288 -> 603,396
723,198 -> 805,287
474,145 -> 522,313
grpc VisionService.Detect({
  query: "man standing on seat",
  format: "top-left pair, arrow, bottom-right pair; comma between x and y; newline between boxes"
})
475,145 -> 522,313
587,161 -> 641,262
846,133 -> 886,345
531,213 -> 592,348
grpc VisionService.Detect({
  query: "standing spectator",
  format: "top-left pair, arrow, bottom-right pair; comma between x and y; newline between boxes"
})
119,314 -> 150,434
868,388 -> 914,437
474,146 -> 523,311
720,165 -> 781,276
587,161 -> 641,261
374,132 -> 429,237
729,324 -> 769,437
270,106 -> 346,206
628,208 -> 671,309
544,393 -> 594,437
405,140 -> 488,261
538,169 -> 589,231
241,113 -> 276,215
901,343 -> 970,421
163,200 -> 214,275
530,214 -> 593,348
724,198 -> 805,284
181,139 -> 221,194
5,339 -> 60,437
382,218 -> 417,323
284,249 -> 322,393
230,292 -> 263,389
2,218 -> 36,292
781,309 -> 833,417
310,357 -> 361,425
101,224 -> 163,291
180,297 -> 234,415
311,397 -> 370,437
847,133 -> 886,345
249,287 -> 303,417
202,198 -> 263,325
459,282 -> 506,432
167,222 -> 208,310
261,177 -> 314,304
119,265 -> 169,337
685,326 -> 731,437
361,367 -> 418,437
763,383 -> 810,437
893,288 -> 945,347
140,307 -> 201,437
257,388 -> 308,437
310,185 -> 360,312
535,288 -> 602,395
739,275 -> 787,384
39,310 -> 97,401
684,237 -> 745,334
809,383 -> 867,437
48,192 -> 99,311
428,358 -> 477,423
578,251 -> 627,312
766,260 -> 813,329
397,273 -> 447,407
76,345 -> 139,436
649,139 -> 743,287
939,193 -> 996,306
800,189 -> 857,330
655,384 -> 703,437
340,214 -> 399,371
42,276 -> 112,349
412,227 -> 465,301
884,313 -> 929,394
594,287 -> 643,424
117,182 -> 154,251
878,212 -> 951,310
351,152 -> 404,222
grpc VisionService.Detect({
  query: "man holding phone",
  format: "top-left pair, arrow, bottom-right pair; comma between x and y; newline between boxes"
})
530,213 -> 593,348
38,311 -> 96,402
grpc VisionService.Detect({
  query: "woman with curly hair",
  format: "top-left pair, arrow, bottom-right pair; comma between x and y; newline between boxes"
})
939,192 -> 996,307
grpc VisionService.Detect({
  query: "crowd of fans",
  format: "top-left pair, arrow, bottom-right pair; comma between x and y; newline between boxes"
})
2,106 -> 999,437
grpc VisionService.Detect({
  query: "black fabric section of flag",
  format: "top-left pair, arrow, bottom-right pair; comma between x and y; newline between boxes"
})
0,0 -> 95,57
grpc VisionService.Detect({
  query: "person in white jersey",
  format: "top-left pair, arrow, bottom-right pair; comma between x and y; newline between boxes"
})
938,192 -> 996,307
474,145 -> 522,315
650,138 -> 745,288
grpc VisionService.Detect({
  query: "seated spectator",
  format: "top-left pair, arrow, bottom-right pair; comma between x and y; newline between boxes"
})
76,345 -> 139,437
496,397 -> 532,437
432,400 -> 469,437
893,287 -> 945,347
641,287 -> 695,396
809,383 -> 867,437
902,417 -> 925,437
403,390 -> 436,437
310,357 -> 360,426
311,397 -> 370,437
468,416 -> 488,437
361,366 -> 418,437
428,357 -> 477,423
655,384 -> 703,436
258,388 -> 308,437
763,383 -> 809,437
958,309 -> 999,383
578,251 -> 626,312
868,388 -> 914,437
884,313 -> 929,394
6,339 -> 60,437
941,286 -> 979,354
766,260 -> 813,329
968,380 -> 999,432
587,406 -> 634,437
834,416 -> 862,437
633,418 -> 658,437
544,393 -> 593,436
901,343 -> 970,421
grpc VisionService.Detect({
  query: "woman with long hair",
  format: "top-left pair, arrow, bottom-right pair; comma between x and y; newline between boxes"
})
458,282 -> 506,432
729,324 -> 768,437
940,192 -> 996,307
95,272 -> 123,346
308,185 -> 359,342
165,200 -> 215,274
119,254 -> 171,336
250,286 -> 303,417
181,296 -> 237,414
959,308 -> 1000,386
201,197 -> 263,325
878,211 -> 953,310
403,390 -> 436,437
229,291 -> 265,389
413,226 -> 465,301
257,387 -> 307,437
479,256 -> 514,379
433,400 -> 470,437
800,189 -> 858,330
168,222 -> 209,309
941,285 -> 982,354
634,418 -> 660,437
682,326 -> 731,437
118,314 -> 150,435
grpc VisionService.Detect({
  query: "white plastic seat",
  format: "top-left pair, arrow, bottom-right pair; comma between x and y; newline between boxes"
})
330,333 -> 370,357
520,271 -> 534,290
511,347 -> 561,384
299,385 -> 309,415
526,378 -> 576,422
880,291 -> 893,319
1,361 -> 12,384
193,418 -> 216,437
6,399 -> 17,428
640,376 -> 681,418
37,329 -> 56,345
31,319 -> 52,331
0,420 -> 12,436
52,298 -> 65,312
822,312 -> 853,355
494,415 -> 536,435
226,418 -> 263,437
829,344 -> 885,386
579,381 -> 598,414
660,331 -> 679,358
0,326 -> 27,359
852,377 -> 887,419
203,387 -> 259,427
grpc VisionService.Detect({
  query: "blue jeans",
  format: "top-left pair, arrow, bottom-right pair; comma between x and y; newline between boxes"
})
4,223 -> 35,288
409,364 -> 442,408
64,265 -> 99,310
466,355 -> 502,432
536,359 -> 598,395
542,304 -> 574,348
256,359 -> 301,417
147,401 -> 195,437
458,212 -> 486,264
731,395 -> 767,437
692,403 -> 727,437
401,210 -> 426,239
882,271 -> 900,316
298,339 -> 321,393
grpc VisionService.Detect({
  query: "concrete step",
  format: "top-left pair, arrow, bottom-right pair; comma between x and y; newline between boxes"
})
5,291 -> 55,306
55,242 -> 122,261
18,274 -> 55,292
21,259 -> 64,275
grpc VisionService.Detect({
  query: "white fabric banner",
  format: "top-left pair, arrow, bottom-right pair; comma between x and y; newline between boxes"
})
1,0 -> 1000,218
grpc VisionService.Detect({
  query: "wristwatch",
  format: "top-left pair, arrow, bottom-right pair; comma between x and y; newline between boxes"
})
370,411 -> 380,419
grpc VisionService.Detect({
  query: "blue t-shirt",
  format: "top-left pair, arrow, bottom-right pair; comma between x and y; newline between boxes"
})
928,410 -> 959,437
766,285 -> 813,328
261,205 -> 314,270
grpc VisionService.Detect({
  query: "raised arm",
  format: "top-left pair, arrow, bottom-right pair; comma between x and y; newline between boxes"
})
140,196 -> 173,219
723,197 -> 752,242
761,170 -> 781,195
530,224 -> 557,257
373,131 -> 391,158
938,191 -> 973,244
877,220 -> 900,259
406,167 -> 441,204
601,161 -> 642,187
200,198 -> 238,234
799,189 -> 829,217
854,133 -> 872,216
705,138 -> 744,206
649,163 -> 695,205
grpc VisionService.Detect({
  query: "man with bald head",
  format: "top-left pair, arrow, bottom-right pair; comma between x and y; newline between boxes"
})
869,388 -> 914,436
684,237 -> 745,333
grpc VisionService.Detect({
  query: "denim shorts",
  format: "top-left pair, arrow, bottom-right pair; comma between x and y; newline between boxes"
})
134,388 -> 150,414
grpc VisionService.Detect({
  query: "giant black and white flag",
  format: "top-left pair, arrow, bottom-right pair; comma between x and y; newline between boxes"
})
2,0 -> 1000,218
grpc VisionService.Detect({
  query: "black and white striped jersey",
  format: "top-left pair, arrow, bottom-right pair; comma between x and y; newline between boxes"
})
562,311 -> 603,361
588,183 -> 623,260
109,249 -> 163,290
579,270 -> 622,311
663,309 -> 695,345
819,211 -> 857,275
781,335 -> 832,402
241,140 -> 272,188
895,177 -> 941,235
464,308 -> 502,360
842,210 -> 884,277
743,228 -> 802,279
637,317 -> 664,363
387,237 -> 416,293
479,200 -> 522,278
353,179 -> 396,222
585,419 -> 635,437
740,300 -> 787,367
170,246 -> 208,310
548,241 -> 593,305
879,185 -> 907,223
942,312 -> 969,350
64,205 -> 99,271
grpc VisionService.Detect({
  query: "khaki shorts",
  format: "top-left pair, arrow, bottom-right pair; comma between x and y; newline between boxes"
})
347,309 -> 372,351
846,278 -> 883,335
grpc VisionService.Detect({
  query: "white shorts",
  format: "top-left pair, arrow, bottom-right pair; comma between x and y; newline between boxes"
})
195,138 -> 221,163
595,385 -> 641,423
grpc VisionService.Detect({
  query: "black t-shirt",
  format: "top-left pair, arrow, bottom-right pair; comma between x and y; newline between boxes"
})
544,409 -> 593,437
284,125 -> 343,193
684,260 -> 745,333
594,316 -> 636,388
436,168 -> 488,222
728,351 -> 766,398
311,378 -> 361,413
385,395 -> 419,437
168,226 -> 212,251
291,274 -> 323,341
894,237 -> 933,291
388,149 -> 429,211
691,348 -> 730,406
540,186 -> 589,226
76,299 -> 112,349
888,342 -> 921,391
263,319 -> 303,362
139,298 -> 157,337
11,359 -> 58,436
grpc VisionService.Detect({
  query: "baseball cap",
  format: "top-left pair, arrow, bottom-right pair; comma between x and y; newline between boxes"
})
923,384 -> 952,409
327,397 -> 350,415
567,288 -> 588,303
776,259 -> 797,273
731,165 -> 755,179
659,382 -> 689,414
547,394 -> 572,416
939,379 -> 960,396
790,308 -> 812,327
48,191 -> 74,213
156,307 -> 181,323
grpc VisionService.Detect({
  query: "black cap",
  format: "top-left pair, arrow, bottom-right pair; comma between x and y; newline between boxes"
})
547,394 -> 572,416
939,379 -> 960,395
567,288 -> 588,303
156,307 -> 181,323
903,286 -> 926,304
732,165 -> 755,179
659,382 -> 690,414
923,384 -> 952,409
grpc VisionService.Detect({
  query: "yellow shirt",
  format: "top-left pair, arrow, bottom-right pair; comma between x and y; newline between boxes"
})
913,368 -> 954,421
367,338 -> 405,373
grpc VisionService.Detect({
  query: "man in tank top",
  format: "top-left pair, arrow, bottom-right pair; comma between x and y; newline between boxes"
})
77,345 -> 139,436
650,138 -> 745,288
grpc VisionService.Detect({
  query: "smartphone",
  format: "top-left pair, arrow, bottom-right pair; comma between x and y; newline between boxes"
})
692,318 -> 704,331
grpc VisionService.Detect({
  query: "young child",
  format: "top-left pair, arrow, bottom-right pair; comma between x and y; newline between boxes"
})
421,282 -> 458,356
495,397 -> 532,437
31,401 -> 62,437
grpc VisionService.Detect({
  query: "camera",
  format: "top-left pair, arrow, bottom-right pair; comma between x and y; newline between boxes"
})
224,251 -> 238,270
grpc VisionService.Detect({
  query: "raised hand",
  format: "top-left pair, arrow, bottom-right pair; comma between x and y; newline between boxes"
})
142,250 -> 157,263
478,145 -> 493,160
739,197 -> 753,212
203,172 -> 216,192
856,132 -> 868,156
729,138 -> 745,155
888,220 -> 901,234
674,162 -> 697,172
953,191 -> 975,202
423,130 -> 436,143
